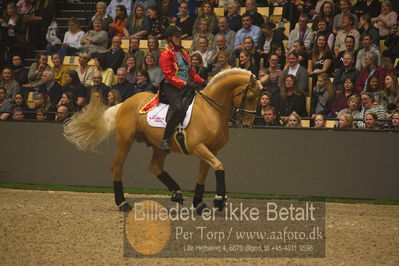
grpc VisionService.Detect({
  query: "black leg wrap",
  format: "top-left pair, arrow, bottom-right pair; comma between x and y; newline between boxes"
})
113,181 -> 126,206
157,171 -> 181,192
193,183 -> 205,207
215,170 -> 226,197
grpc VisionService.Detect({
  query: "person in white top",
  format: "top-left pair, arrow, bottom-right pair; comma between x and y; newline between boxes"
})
46,17 -> 84,60
193,37 -> 213,68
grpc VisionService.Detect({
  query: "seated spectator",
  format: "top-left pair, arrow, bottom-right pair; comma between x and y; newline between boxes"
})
87,71 -> 111,105
102,36 -> 125,73
365,75 -> 388,108
38,70 -> 63,107
24,53 -> 50,91
333,52 -> 359,92
36,107 -> 48,121
356,34 -> 381,70
63,70 -> 86,107
108,5 -> 129,38
0,67 -> 21,101
334,13 -> 360,57
12,93 -> 29,112
75,52 -> 94,87
124,4 -> 150,40
333,0 -> 358,34
107,89 -> 121,106
238,51 -> 259,78
382,57 -> 399,77
331,77 -> 357,117
93,54 -> 115,87
240,36 -> 260,66
33,93 -> 53,113
159,0 -> 175,19
208,34 -> 235,69
338,113 -> 355,128
291,40 -> 308,70
215,16 -> 236,52
353,0 -> 381,19
0,87 -> 13,120
287,14 -> 314,53
384,74 -> 399,112
0,2 -> 27,56
356,51 -> 386,93
209,50 -> 233,76
358,14 -> 379,47
257,23 -> 284,67
81,19 -> 108,56
193,37 -> 213,68
334,35 -> 357,71
312,1 -> 335,33
371,2 -> 398,39
124,55 -> 137,84
193,1 -> 218,34
273,46 -> 286,70
337,94 -> 361,121
286,111 -> 302,128
147,36 -> 161,66
25,0 -> 54,50
130,70 -> 157,96
88,2 -> 113,32
132,0 -> 157,11
314,114 -> 326,128
311,73 -> 336,117
16,0 -> 35,16
276,74 -> 307,120
55,105 -> 69,122
191,53 -> 209,81
11,55 -> 28,86
383,18 -> 399,59
191,19 -> 215,52
46,17 -> 84,60
256,92 -> 273,116
308,34 -> 333,82
280,52 -> 308,94
123,37 -> 145,69
243,0 -> 264,28
262,54 -> 282,104
364,112 -> 381,129
234,14 -> 261,53
225,1 -> 242,32
50,53 -> 70,86
111,68 -> 133,102
106,0 -> 131,20
142,54 -> 163,88
146,6 -> 169,40
175,2 -> 195,40
388,111 -> 399,129
313,18 -> 334,50
57,91 -> 79,113
357,91 -> 387,128
11,107 -> 24,120
261,106 -> 283,126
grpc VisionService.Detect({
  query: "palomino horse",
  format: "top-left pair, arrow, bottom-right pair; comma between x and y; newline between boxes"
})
64,68 -> 261,212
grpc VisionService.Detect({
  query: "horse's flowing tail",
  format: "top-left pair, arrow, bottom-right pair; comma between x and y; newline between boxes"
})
63,94 -> 122,152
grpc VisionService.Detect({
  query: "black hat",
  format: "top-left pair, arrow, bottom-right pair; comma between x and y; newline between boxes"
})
165,26 -> 183,36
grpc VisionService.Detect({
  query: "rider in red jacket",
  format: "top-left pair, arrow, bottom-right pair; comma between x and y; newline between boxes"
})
159,26 -> 206,152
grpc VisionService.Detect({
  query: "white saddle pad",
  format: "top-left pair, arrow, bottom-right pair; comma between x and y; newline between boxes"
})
147,98 -> 195,129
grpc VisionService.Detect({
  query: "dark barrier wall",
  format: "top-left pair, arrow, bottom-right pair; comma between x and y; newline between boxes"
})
1,122 -> 398,199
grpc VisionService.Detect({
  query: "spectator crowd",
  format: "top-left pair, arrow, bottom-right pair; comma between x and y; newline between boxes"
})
0,0 -> 398,130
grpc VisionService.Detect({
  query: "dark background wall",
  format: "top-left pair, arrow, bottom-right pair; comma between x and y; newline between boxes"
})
0,122 -> 398,199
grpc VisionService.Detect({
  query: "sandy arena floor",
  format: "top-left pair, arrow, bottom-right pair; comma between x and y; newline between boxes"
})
0,188 -> 398,265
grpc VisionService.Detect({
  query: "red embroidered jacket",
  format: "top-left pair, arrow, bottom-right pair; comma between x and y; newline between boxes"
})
159,44 -> 204,89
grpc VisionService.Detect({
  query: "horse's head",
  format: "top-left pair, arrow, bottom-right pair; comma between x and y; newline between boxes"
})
232,73 -> 261,128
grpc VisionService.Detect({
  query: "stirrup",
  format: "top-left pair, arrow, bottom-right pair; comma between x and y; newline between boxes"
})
160,139 -> 170,153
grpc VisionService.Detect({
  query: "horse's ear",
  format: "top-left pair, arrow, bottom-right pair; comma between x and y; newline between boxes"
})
249,74 -> 256,87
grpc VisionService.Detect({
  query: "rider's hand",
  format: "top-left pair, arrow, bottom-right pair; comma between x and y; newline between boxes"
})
202,80 -> 208,87
185,81 -> 198,89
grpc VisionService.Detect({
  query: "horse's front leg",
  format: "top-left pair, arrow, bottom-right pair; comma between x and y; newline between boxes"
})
193,160 -> 210,214
192,144 -> 227,211
148,147 -> 183,204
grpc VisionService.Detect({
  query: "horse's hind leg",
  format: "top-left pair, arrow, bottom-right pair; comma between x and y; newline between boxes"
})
111,123 -> 135,211
148,147 -> 184,204
192,144 -> 227,211
193,160 -> 210,214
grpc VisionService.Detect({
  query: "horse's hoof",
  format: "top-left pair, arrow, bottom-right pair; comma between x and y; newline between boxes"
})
171,192 -> 184,205
118,201 -> 132,212
213,196 -> 227,211
195,202 -> 209,215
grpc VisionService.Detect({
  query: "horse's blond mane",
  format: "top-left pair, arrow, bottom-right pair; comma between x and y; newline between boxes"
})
208,68 -> 253,87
